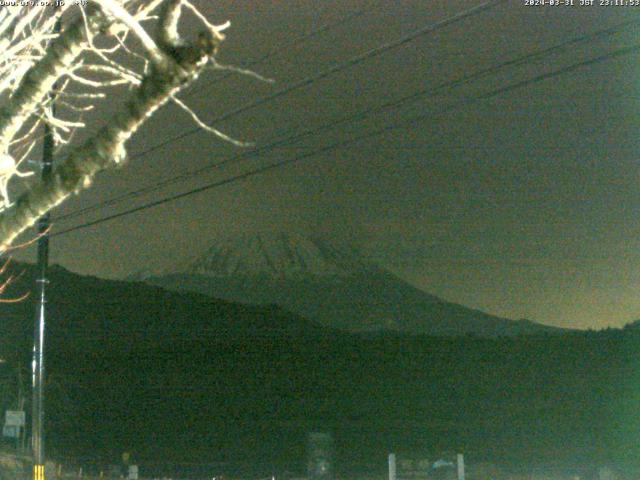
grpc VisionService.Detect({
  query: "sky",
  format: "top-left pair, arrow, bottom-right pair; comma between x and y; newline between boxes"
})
12,0 -> 640,330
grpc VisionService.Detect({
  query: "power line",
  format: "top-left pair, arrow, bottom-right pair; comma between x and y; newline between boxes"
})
122,0 -> 506,161
55,0 -> 506,222
55,17 -> 639,222
183,6 -> 370,98
52,43 -> 640,238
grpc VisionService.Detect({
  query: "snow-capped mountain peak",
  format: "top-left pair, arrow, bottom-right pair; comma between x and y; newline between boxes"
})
188,231 -> 366,278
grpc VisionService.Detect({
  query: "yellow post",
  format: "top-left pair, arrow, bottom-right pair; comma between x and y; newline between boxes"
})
34,464 -> 45,480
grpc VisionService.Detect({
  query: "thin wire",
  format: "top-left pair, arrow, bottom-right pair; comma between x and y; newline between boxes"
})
123,0 -> 507,161
183,6 -> 370,98
54,17 -> 638,222
52,43 -> 640,238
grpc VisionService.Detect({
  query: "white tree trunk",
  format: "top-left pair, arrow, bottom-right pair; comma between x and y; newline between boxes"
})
0,0 -> 227,250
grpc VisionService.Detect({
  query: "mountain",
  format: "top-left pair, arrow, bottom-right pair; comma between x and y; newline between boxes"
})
146,231 -> 565,337
0,262 -> 330,358
0,261 -> 340,461
0,261 -> 633,474
187,231 -> 366,278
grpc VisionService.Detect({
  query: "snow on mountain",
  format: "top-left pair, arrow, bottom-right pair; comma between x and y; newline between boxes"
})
124,269 -> 158,282
148,230 -> 566,337
188,231 -> 367,278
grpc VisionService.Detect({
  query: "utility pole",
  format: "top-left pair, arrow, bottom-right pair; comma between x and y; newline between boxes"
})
17,364 -> 24,453
32,13 -> 60,480
32,107 -> 53,480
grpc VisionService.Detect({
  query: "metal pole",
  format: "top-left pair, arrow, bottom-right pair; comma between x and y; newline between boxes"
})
32,113 -> 53,480
17,365 -> 23,453
456,454 -> 465,480
388,453 -> 396,480
32,13 -> 60,480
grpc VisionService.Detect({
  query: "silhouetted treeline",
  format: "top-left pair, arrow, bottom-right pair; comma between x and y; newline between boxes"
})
0,264 -> 639,474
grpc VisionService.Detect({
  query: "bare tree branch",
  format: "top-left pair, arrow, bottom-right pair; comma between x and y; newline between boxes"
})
0,0 -> 253,250
0,3 -> 223,251
0,5 -> 110,152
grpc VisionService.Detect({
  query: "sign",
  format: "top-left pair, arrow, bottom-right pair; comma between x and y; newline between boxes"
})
307,432 -> 334,480
2,425 -> 18,438
4,410 -> 25,427
398,457 -> 432,479
128,465 -> 138,480
389,453 -> 464,480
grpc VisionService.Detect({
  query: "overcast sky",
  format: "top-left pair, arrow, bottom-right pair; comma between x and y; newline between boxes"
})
14,0 -> 640,330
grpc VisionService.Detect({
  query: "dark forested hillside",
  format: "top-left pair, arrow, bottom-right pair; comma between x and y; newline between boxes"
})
0,263 -> 637,475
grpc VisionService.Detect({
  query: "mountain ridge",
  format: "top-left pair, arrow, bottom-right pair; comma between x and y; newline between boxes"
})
145,231 -> 567,337
0,259 -> 629,471
186,231 -> 368,278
